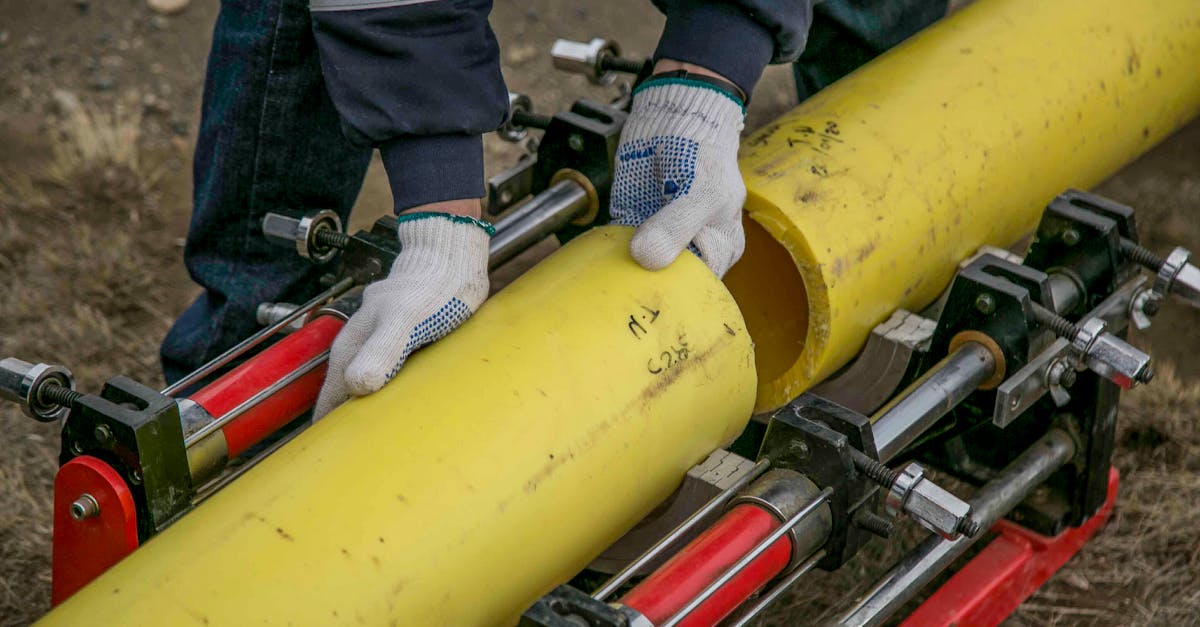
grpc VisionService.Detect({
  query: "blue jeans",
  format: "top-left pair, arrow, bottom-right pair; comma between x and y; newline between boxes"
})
162,0 -> 947,386
161,0 -> 371,386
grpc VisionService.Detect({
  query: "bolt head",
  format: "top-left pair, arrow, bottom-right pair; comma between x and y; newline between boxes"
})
94,424 -> 112,446
1062,228 -> 1082,246
69,494 -> 99,520
789,441 -> 811,462
550,38 -> 619,85
567,134 -> 585,152
1060,367 -> 1077,388
974,293 -> 996,315
1143,298 -> 1160,316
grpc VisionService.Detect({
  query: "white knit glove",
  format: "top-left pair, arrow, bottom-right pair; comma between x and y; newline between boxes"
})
313,213 -> 492,420
610,79 -> 747,278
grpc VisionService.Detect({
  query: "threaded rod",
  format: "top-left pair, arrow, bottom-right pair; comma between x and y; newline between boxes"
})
854,511 -> 896,538
313,228 -> 350,250
600,55 -> 646,75
1120,238 -> 1164,270
957,516 -> 983,538
1031,303 -> 1080,338
38,383 -> 82,408
850,449 -> 900,487
510,109 -> 553,130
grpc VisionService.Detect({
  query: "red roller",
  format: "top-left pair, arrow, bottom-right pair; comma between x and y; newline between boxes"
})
188,314 -> 344,458
51,455 -> 138,605
620,503 -> 792,627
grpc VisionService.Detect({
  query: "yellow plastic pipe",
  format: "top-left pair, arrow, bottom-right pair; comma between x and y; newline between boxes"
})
726,0 -> 1200,411
41,228 -> 757,626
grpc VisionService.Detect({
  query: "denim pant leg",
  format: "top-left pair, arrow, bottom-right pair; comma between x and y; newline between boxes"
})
794,0 -> 950,101
161,0 -> 372,385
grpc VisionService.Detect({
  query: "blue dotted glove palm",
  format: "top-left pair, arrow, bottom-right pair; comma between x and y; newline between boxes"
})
313,213 -> 492,420
610,79 -> 747,278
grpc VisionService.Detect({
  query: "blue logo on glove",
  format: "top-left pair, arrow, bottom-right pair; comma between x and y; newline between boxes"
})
611,136 -> 700,227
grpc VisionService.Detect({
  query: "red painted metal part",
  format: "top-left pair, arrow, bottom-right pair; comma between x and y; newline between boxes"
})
188,314 -> 344,458
903,467 -> 1120,627
620,503 -> 792,627
51,455 -> 139,606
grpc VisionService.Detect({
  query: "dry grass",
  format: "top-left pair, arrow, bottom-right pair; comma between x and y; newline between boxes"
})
0,93 -> 191,626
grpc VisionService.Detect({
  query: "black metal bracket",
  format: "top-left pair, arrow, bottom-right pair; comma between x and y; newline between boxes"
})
1024,189 -> 1140,313
759,394 -> 879,570
59,377 -> 191,540
325,215 -> 402,287
928,254 -> 1048,376
531,100 -> 628,242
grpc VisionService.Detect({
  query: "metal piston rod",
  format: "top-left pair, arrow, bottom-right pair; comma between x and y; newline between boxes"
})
836,428 -> 1077,627
871,342 -> 997,462
489,178 -> 592,270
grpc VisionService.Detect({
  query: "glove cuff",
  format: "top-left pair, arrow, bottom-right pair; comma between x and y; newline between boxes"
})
625,80 -> 745,145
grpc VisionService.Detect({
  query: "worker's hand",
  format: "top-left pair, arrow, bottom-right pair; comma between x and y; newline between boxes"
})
609,65 -> 747,278
313,210 -> 492,420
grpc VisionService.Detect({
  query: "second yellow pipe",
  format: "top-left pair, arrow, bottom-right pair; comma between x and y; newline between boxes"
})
727,0 -> 1200,411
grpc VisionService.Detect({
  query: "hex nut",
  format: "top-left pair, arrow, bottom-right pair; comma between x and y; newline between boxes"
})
905,477 -> 972,539
551,38 -> 620,85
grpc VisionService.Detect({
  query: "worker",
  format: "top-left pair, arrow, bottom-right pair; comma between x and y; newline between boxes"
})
160,1 -> 948,419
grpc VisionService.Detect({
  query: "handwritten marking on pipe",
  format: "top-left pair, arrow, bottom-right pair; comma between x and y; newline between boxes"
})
628,305 -> 661,339
647,335 -> 690,374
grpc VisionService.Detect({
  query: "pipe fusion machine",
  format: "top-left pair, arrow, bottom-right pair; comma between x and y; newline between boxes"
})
6,0 -> 1200,624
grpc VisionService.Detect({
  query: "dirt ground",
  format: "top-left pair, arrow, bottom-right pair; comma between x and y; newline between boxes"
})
1,1 -> 1197,625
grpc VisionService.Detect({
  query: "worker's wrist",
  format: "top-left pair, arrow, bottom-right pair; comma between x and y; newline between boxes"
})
648,60 -> 747,106
400,199 -> 483,221
379,134 -> 485,214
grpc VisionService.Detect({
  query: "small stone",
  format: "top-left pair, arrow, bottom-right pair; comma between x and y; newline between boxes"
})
147,0 -> 190,16
0,31 -> 9,46
143,93 -> 170,114
1064,572 -> 1091,591
90,75 -> 115,91
151,15 -> 170,30
74,0 -> 90,14
51,89 -> 83,115
504,44 -> 537,65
